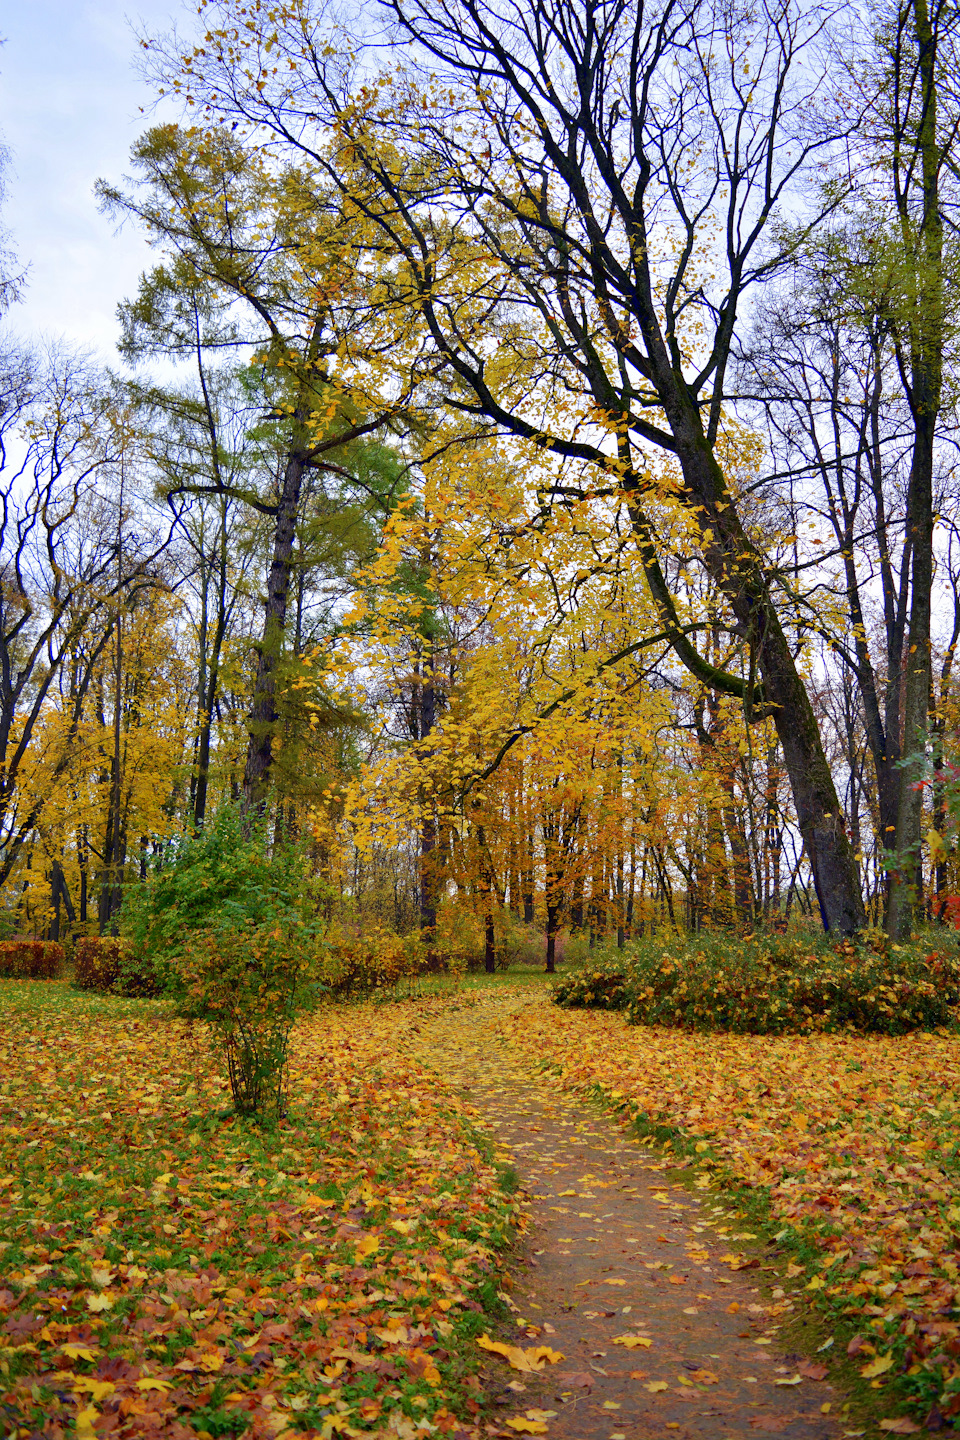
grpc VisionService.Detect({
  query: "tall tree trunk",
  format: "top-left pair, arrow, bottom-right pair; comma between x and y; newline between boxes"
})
242,450 -> 306,814
418,646 -> 440,969
885,0 -> 943,938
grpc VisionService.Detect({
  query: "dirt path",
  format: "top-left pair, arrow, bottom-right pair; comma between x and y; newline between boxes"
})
406,992 -> 842,1440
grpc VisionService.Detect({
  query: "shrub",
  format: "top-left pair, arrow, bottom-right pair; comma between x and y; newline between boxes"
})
0,940 -> 63,980
74,938 -> 127,992
323,922 -> 465,995
551,964 -> 630,1010
177,920 -> 323,1118
553,931 -> 960,1035
121,806 -> 320,969
73,937 -> 165,996
122,808 -> 328,1118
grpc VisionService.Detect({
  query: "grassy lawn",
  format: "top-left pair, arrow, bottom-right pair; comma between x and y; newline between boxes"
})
0,981 -> 522,1439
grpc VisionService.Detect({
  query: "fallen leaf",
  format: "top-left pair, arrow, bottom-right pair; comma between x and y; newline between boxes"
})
72,1377 -> 115,1402
878,1420 -> 921,1434
504,1420 -> 547,1435
773,1374 -> 802,1386
75,1408 -> 99,1440
477,1335 -> 564,1371
645,1380 -> 669,1392
60,1344 -> 98,1362
135,1377 -> 174,1393
861,1353 -> 895,1379
612,1335 -> 652,1349
554,1371 -> 593,1391
798,1362 -> 829,1381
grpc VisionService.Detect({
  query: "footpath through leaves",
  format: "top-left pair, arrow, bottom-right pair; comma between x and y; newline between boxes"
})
500,997 -> 960,1431
403,994 -> 844,1440
0,984 -> 520,1439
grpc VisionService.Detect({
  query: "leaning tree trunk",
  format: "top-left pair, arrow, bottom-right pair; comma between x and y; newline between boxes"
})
627,389 -> 866,934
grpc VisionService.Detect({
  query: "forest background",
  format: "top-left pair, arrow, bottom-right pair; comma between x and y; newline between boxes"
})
2,0 -> 960,977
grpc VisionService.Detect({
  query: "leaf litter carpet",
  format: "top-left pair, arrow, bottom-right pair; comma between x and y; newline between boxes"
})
405,992 -> 838,1440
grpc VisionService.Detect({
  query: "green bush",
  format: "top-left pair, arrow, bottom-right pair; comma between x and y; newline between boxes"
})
121,806 -> 320,972
552,964 -> 630,1010
552,931 -> 960,1035
121,807 -> 327,1117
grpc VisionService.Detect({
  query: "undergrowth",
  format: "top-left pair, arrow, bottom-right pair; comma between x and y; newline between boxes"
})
551,929 -> 960,1034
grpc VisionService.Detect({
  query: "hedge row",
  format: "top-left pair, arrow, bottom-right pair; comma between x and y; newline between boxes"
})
0,940 -> 63,980
552,932 -> 960,1035
73,938 -> 164,997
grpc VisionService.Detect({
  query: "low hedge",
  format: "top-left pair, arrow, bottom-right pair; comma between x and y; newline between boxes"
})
552,931 -> 960,1035
0,940 -> 63,980
74,938 -> 164,997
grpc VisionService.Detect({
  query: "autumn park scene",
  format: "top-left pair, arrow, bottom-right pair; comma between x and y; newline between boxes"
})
4,0 -> 960,1437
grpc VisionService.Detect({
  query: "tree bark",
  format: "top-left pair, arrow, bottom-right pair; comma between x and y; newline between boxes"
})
242,450 -> 306,814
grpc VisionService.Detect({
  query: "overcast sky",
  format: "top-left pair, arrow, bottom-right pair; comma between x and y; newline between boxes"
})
1,0 -> 189,360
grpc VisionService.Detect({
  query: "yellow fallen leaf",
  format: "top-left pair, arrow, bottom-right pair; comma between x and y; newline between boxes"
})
613,1335 -> 652,1349
861,1353 -> 895,1379
61,1344 -> 98,1362
504,1421 -> 547,1435
878,1420 -> 921,1434
72,1378 -> 116,1402
646,1381 -> 669,1392
90,1266 -> 115,1289
690,1369 -> 719,1384
75,1407 -> 99,1440
774,1375 -> 803,1386
356,1234 -> 381,1256
477,1335 -> 564,1371
136,1377 -> 174,1392
602,1278 -> 626,1286
806,1275 -> 825,1291
557,1189 -> 577,1196
85,1291 -> 114,1312
603,1401 -> 622,1409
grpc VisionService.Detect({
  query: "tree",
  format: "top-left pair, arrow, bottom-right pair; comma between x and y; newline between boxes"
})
101,126 -> 412,816
0,351 -> 169,889
153,0 -> 871,930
